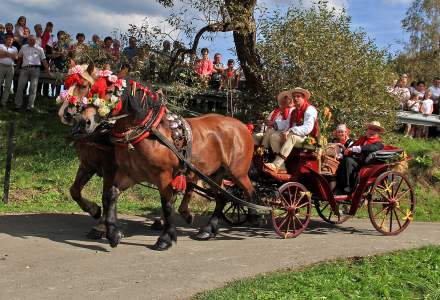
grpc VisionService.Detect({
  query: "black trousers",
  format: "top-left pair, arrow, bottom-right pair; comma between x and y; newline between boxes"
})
336,157 -> 360,192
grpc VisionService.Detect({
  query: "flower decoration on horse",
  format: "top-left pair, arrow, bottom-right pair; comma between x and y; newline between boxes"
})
56,64 -> 126,118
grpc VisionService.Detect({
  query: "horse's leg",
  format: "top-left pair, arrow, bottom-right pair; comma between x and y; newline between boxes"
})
151,181 -> 195,231
178,183 -> 195,225
195,172 -> 225,240
86,169 -> 115,240
104,173 -> 134,248
70,165 -> 101,219
154,184 -> 178,251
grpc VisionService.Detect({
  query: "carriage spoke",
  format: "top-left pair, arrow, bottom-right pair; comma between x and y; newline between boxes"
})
293,214 -> 304,229
278,214 -> 290,229
395,189 -> 410,202
394,209 -> 402,229
373,204 -> 389,218
320,202 -> 329,212
296,201 -> 309,209
328,210 -> 333,220
389,207 -> 393,232
392,177 -> 404,198
379,207 -> 390,230
375,188 -> 390,202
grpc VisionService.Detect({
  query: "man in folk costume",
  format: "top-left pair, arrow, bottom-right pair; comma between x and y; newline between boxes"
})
263,87 -> 319,174
254,90 -> 295,150
335,121 -> 385,194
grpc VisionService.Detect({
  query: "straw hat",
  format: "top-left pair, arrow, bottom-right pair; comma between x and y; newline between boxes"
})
276,90 -> 294,104
291,87 -> 311,100
365,121 -> 385,133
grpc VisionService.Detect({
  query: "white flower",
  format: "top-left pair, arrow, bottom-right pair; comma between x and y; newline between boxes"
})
110,95 -> 119,104
108,75 -> 118,83
98,106 -> 111,116
81,97 -> 89,106
93,98 -> 103,107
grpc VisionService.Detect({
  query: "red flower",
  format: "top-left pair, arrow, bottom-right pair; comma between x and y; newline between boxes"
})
68,96 -> 78,105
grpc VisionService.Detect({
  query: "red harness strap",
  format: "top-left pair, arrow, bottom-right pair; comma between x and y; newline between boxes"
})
113,106 -> 166,147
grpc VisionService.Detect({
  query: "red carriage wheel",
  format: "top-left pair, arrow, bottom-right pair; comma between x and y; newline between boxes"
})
272,182 -> 312,238
314,199 -> 351,224
368,171 -> 415,236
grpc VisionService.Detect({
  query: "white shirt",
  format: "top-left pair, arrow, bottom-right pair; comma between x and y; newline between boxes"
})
429,86 -> 440,102
19,44 -> 46,66
389,86 -> 411,103
421,99 -> 433,114
266,107 -> 295,132
407,99 -> 420,112
0,44 -> 18,65
290,105 -> 318,136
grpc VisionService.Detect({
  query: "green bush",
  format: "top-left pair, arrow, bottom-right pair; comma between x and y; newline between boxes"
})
256,2 -> 396,134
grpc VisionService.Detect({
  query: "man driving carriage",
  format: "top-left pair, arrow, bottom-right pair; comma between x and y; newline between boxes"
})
263,87 -> 319,175
335,121 -> 385,195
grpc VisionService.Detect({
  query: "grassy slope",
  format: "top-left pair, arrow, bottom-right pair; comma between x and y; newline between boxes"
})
195,246 -> 440,300
0,99 -> 163,214
0,98 -> 439,221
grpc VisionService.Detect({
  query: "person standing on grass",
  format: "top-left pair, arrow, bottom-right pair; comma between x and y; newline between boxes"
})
390,74 -> 411,109
14,35 -> 50,112
0,24 -> 5,44
404,93 -> 421,138
0,34 -> 18,107
420,91 -> 434,138
428,77 -> 440,114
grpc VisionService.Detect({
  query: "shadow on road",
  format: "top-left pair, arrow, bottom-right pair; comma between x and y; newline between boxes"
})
0,213 -> 378,251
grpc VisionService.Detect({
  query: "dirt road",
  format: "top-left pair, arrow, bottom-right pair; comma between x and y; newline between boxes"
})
0,213 -> 439,299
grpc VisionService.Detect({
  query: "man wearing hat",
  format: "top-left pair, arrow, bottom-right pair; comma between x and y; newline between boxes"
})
264,87 -> 319,174
254,90 -> 295,151
335,121 -> 385,194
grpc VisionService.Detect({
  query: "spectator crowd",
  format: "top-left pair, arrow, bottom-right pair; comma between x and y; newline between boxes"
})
389,74 -> 440,138
0,15 -> 242,112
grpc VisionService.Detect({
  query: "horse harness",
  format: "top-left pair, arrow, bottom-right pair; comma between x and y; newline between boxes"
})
110,102 -> 193,192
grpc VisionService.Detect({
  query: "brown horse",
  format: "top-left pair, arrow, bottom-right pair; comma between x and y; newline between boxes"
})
76,85 -> 256,250
57,74 -> 194,237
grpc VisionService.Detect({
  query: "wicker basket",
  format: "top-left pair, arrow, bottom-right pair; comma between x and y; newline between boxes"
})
321,155 -> 340,175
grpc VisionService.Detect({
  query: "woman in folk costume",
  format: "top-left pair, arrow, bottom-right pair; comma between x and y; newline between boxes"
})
335,121 -> 385,195
254,90 -> 295,150
264,87 -> 319,175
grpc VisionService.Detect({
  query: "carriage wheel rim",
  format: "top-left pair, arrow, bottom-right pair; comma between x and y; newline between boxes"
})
272,182 -> 311,239
368,171 -> 415,236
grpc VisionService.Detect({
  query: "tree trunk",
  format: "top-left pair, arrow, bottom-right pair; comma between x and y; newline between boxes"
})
225,0 -> 265,97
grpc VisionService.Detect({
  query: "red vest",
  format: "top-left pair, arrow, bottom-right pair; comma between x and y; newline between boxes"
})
353,135 -> 382,146
270,107 -> 291,122
289,101 -> 319,138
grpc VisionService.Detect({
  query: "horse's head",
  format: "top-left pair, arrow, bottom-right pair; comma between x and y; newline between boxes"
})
57,64 -> 95,127
58,65 -> 126,135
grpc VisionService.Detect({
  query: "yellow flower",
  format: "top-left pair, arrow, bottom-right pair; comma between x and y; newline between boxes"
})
323,107 -> 332,120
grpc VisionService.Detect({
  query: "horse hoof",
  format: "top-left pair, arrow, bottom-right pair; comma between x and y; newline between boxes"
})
86,228 -> 105,240
194,230 -> 215,241
107,228 -> 123,248
92,206 -> 102,220
151,219 -> 164,231
153,239 -> 172,251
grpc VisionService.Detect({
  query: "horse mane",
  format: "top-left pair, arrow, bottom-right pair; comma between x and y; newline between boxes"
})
122,83 -> 149,121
